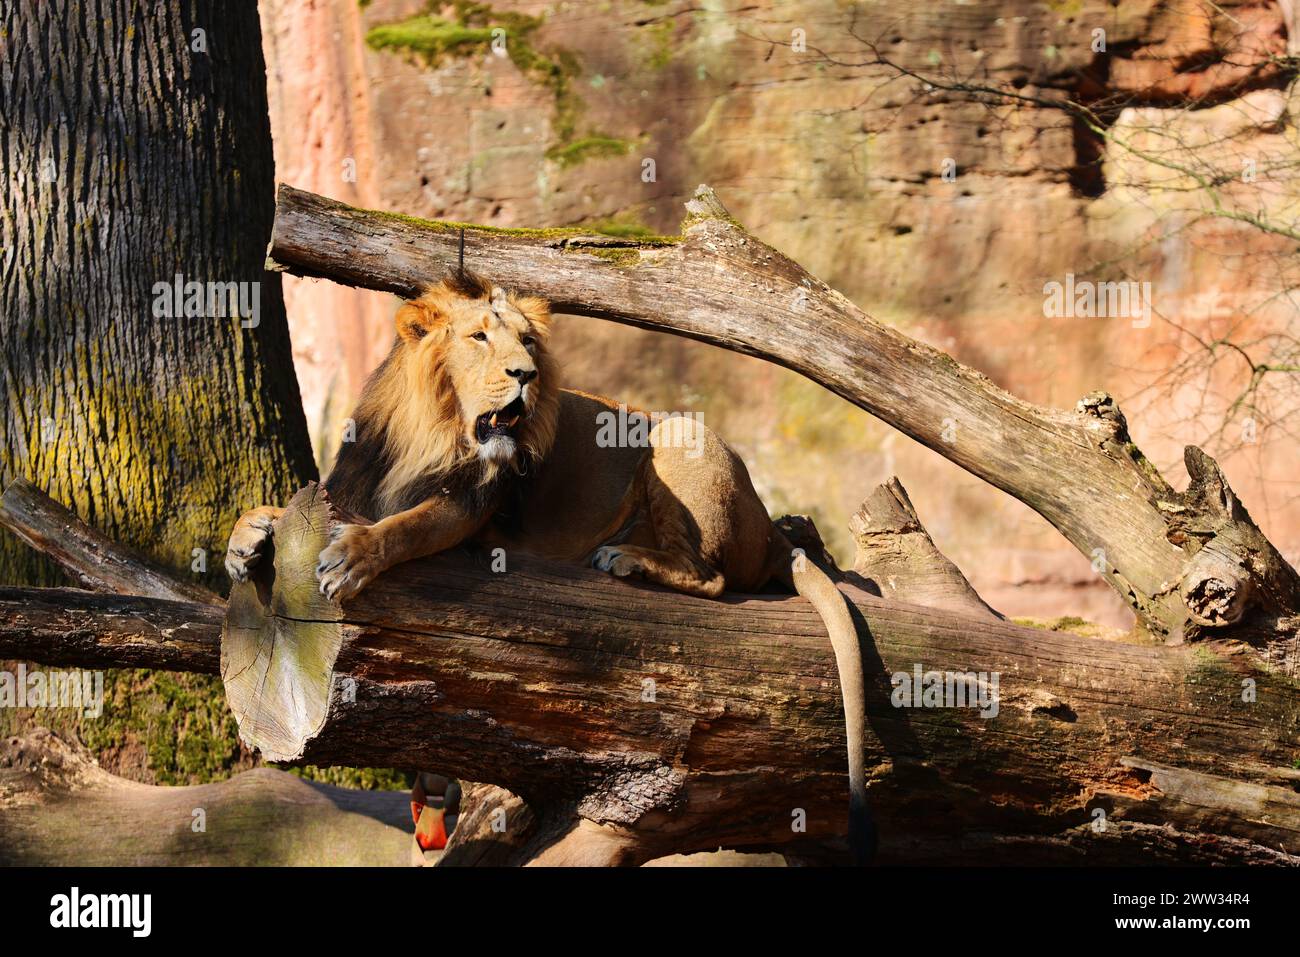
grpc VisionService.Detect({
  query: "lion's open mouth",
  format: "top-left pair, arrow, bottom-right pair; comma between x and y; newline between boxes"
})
474,396 -> 527,444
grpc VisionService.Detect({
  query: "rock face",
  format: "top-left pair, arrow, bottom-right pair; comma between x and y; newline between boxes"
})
260,0 -> 1299,627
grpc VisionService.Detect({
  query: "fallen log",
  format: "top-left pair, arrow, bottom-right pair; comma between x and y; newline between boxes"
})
217,483 -> 1300,865
267,185 -> 1300,656
0,728 -> 414,866
2,477 -> 1296,864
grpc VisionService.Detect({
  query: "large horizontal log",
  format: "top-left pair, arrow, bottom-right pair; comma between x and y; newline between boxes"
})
220,484 -> 1300,864
267,185 -> 1300,653
0,586 -> 220,674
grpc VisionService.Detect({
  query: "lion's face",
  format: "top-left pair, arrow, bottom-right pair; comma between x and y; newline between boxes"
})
375,274 -> 558,501
437,286 -> 544,465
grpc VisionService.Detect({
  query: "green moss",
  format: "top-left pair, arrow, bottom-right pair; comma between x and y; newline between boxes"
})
366,3 -> 583,139
366,2 -> 633,168
644,19 -> 674,70
365,17 -> 496,63
371,204 -> 678,245
1011,615 -> 1127,641
587,216 -> 658,239
1122,440 -> 1172,491
545,135 -> 633,168
584,248 -> 643,267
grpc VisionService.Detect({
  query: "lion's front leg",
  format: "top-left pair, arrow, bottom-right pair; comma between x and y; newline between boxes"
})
315,523 -> 387,601
314,495 -> 489,602
225,505 -> 284,582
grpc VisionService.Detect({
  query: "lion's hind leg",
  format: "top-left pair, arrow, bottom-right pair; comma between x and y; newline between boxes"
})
591,542 -> 724,598
590,422 -> 731,598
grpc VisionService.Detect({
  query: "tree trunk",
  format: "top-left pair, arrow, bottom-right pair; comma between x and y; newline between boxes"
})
0,1 -> 316,783
267,186 -> 1300,662
214,483 -> 1300,865
0,1 -> 316,586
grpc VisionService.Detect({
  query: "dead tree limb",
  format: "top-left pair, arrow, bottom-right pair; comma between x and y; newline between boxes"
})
0,478 -> 223,673
0,477 -> 221,606
0,587 -> 220,674
267,185 -> 1300,656
214,484 -> 1300,865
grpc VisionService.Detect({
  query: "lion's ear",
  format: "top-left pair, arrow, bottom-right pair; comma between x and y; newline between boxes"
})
395,300 -> 437,342
512,294 -> 552,334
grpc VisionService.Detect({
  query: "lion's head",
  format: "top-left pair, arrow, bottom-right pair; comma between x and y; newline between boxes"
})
356,271 -> 560,515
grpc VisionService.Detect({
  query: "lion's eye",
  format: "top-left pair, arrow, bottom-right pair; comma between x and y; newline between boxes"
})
521,335 -> 536,348
471,331 -> 488,342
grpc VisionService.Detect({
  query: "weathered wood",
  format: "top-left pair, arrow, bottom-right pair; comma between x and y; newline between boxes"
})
434,782 -> 537,867
267,186 -> 1300,653
0,587 -> 221,675
849,478 -> 1001,621
0,728 -> 413,866
0,478 -> 222,606
219,483 -> 1300,864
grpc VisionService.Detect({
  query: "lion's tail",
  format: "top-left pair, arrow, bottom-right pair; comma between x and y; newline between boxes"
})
775,536 -> 876,865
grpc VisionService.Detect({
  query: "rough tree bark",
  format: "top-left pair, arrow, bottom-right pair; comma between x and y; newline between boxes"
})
267,185 -> 1300,664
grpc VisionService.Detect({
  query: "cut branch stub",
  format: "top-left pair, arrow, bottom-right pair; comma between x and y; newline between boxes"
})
1163,447 -> 1300,661
849,478 -> 1001,621
222,483 -> 343,763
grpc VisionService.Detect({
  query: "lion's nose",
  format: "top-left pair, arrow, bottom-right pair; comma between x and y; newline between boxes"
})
506,367 -> 537,384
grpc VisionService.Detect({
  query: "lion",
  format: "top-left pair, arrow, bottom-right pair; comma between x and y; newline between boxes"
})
225,270 -> 873,864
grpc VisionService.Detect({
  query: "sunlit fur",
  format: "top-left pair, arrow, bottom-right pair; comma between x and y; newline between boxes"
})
352,271 -> 560,517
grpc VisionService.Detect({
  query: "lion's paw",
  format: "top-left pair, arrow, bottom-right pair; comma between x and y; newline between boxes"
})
315,524 -> 383,602
225,510 -> 277,583
592,545 -> 640,578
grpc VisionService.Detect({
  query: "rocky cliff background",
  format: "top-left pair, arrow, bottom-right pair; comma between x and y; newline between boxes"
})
262,0 -> 1300,630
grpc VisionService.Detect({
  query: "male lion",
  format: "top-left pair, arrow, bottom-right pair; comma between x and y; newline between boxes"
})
226,271 -> 873,863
